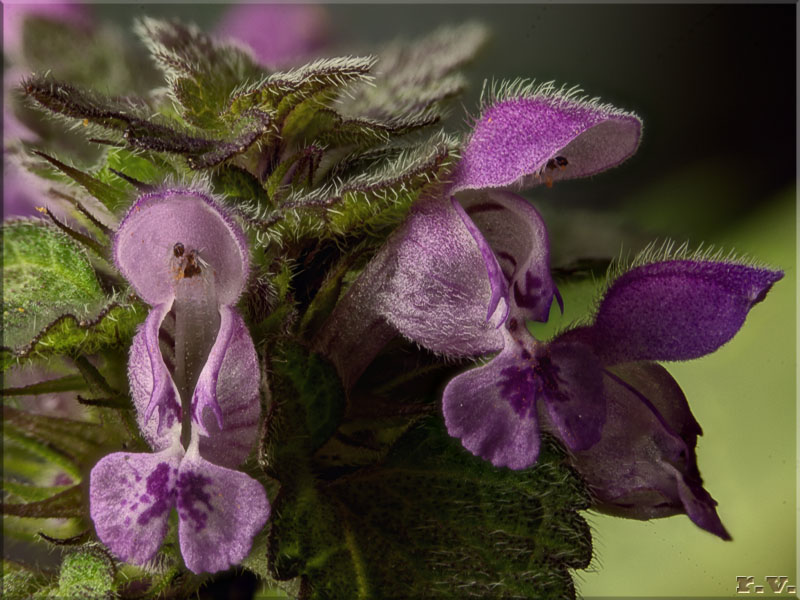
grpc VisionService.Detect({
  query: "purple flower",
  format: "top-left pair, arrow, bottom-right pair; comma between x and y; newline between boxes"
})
215,3 -> 331,70
90,188 -> 268,573
315,83 -> 783,537
317,82 -> 641,390
549,257 -> 782,539
112,188 -> 251,434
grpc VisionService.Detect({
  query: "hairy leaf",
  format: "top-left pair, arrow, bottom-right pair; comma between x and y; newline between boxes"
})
227,56 -> 376,121
269,420 -> 591,599
257,132 -> 458,245
2,220 -> 106,353
1,301 -> 147,372
342,23 -> 488,122
135,17 -> 263,128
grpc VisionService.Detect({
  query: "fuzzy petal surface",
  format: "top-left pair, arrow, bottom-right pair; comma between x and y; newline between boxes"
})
114,189 -> 249,306
570,363 -> 729,539
90,446 -> 183,565
591,260 -> 783,364
129,302 -> 182,443
376,195 -> 506,356
177,451 -> 270,574
443,332 -> 540,469
197,308 -> 261,468
537,340 -> 605,452
453,88 -> 641,193
216,3 -> 330,69
458,189 -> 558,321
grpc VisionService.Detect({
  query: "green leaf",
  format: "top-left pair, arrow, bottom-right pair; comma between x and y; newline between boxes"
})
227,56 -> 376,120
1,301 -> 147,372
135,17 -> 263,128
258,132 -> 458,245
268,344 -> 346,459
2,484 -> 84,519
342,23 -> 488,122
2,221 -> 107,353
56,545 -> 116,600
268,420 -> 591,599
3,406 -> 121,470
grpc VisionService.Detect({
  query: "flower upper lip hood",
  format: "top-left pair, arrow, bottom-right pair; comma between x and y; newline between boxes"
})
114,188 -> 249,307
452,81 -> 642,194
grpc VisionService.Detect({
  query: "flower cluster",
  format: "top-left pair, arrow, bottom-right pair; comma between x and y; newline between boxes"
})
318,84 -> 782,538
2,3 -> 787,596
90,190 -> 268,573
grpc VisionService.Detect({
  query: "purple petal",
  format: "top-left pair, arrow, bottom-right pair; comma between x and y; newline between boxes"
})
197,308 -> 261,468
215,4 -> 330,69
538,340 -> 605,452
190,306 -> 233,434
450,196 -> 508,322
377,195 -> 506,356
90,446 -> 183,565
129,302 -> 182,444
114,188 -> 249,307
569,363 -> 730,539
443,331 -> 540,469
458,189 -> 557,321
177,451 -> 270,574
453,86 -> 642,193
590,260 -> 783,364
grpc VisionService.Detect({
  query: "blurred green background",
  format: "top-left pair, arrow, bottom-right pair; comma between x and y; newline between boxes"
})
60,3 -> 800,597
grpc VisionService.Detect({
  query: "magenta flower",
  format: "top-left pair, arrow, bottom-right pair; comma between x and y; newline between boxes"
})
90,188 -> 268,573
316,83 -> 783,537
216,3 -> 331,70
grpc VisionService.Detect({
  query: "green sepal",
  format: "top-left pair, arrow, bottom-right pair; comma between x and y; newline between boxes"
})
2,373 -> 87,397
259,132 -> 458,245
343,22 -> 488,122
2,559 -> 54,600
56,544 -> 116,600
3,481 -> 74,503
2,220 -> 107,353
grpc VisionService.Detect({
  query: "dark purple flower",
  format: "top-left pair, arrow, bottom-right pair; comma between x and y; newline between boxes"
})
315,83 -> 783,537
215,3 -> 331,70
548,256 -> 782,539
90,188 -> 268,573
316,82 -> 642,456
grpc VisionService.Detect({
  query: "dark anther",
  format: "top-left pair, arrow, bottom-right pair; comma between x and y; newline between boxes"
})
173,242 -> 185,258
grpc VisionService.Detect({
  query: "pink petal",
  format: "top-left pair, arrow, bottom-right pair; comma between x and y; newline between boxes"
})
90,445 -> 183,565
177,451 -> 270,574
